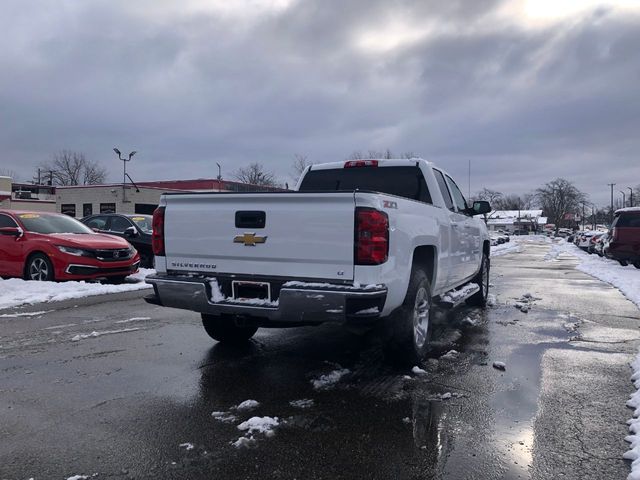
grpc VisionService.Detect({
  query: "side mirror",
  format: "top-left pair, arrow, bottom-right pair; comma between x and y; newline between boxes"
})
124,226 -> 138,238
0,227 -> 23,238
470,201 -> 491,216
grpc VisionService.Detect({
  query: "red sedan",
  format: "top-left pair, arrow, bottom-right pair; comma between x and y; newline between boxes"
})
0,210 -> 140,282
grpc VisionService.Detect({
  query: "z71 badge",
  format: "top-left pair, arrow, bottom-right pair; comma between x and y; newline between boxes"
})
383,200 -> 398,209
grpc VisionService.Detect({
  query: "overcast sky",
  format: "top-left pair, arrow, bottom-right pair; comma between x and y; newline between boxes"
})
1,0 -> 639,205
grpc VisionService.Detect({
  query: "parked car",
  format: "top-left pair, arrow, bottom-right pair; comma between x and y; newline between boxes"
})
81,213 -> 154,268
594,233 -> 609,257
587,233 -> 603,254
490,233 -> 504,245
0,210 -> 140,282
145,158 -> 492,364
605,208 -> 640,268
576,231 -> 597,251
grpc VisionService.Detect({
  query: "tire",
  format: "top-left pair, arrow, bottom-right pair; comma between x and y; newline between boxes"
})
201,314 -> 258,344
619,260 -> 629,267
140,253 -> 154,269
384,268 -> 433,365
634,262 -> 640,270
25,253 -> 54,281
467,253 -> 490,307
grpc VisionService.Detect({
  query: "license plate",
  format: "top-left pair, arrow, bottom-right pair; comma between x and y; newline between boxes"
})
231,281 -> 271,302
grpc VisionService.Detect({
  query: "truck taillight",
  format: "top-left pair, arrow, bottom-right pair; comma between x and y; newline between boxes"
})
355,208 -> 389,265
152,206 -> 166,256
344,160 -> 379,168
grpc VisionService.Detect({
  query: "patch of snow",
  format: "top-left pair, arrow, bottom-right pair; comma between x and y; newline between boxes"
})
208,279 -> 278,307
66,475 -> 97,480
311,368 -> 350,390
554,241 -> 640,309
70,327 -> 139,342
179,442 -> 194,450
237,416 -> 279,437
209,279 -> 226,303
402,417 -> 411,424
441,283 -> 479,303
439,392 -> 452,400
625,349 -> 640,479
231,435 -> 257,448
289,399 -> 315,409
353,307 -> 380,315
440,350 -> 459,360
0,310 -> 51,318
491,241 -> 522,257
235,399 -> 260,411
114,316 -> 151,324
493,361 -> 506,371
211,411 -> 238,423
487,294 -> 497,306
411,366 -> 427,375
0,269 -> 154,310
282,281 -> 383,291
326,309 -> 343,314
461,316 -> 478,327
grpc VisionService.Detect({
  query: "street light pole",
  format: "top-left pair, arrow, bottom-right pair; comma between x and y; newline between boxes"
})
620,191 -> 626,209
216,163 -> 222,192
114,148 -> 136,204
629,187 -> 634,207
607,183 -> 616,223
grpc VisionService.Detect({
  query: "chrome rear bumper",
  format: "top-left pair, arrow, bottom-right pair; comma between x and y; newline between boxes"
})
145,274 -> 387,324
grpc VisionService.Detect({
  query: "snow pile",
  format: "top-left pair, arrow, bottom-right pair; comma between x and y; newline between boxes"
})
179,442 -> 195,451
411,366 -> 427,375
440,350 -> 459,360
461,316 -> 479,327
237,416 -> 279,437
487,294 -> 497,307
66,475 -> 97,480
231,436 -> 257,449
289,399 -> 315,409
493,361 -> 506,371
491,241 -> 522,257
625,350 -> 640,479
70,327 -> 139,342
311,367 -> 350,390
0,269 -> 154,310
235,399 -> 260,411
114,316 -> 151,324
555,242 -> 640,309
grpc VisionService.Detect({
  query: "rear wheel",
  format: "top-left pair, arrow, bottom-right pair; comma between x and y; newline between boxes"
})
25,253 -> 54,282
103,275 -> 128,284
634,262 -> 640,269
384,268 -> 432,365
467,253 -> 490,307
201,314 -> 258,344
619,260 -> 629,267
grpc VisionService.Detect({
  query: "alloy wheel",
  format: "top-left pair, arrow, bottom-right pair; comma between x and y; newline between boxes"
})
413,287 -> 430,349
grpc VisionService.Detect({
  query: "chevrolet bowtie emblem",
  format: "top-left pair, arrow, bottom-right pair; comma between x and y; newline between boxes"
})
234,233 -> 267,246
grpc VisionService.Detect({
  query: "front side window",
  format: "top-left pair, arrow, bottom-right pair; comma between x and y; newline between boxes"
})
109,216 -> 133,233
85,216 -> 108,230
445,175 -> 469,213
433,169 -> 454,211
0,214 -> 18,228
18,213 -> 93,234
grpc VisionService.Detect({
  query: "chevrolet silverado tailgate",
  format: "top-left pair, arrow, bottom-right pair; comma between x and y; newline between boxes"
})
163,192 -> 356,281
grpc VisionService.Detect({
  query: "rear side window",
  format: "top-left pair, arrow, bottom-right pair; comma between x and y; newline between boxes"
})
433,169 -> 454,211
299,166 -> 432,204
0,214 -> 18,228
614,214 -> 640,228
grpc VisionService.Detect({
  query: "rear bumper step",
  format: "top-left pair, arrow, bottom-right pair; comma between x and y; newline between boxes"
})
145,274 -> 387,324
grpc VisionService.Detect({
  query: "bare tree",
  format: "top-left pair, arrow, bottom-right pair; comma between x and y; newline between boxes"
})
233,162 -> 277,187
38,150 -> 106,186
536,178 -> 586,232
290,154 -> 310,182
475,188 -> 503,205
0,168 -> 18,180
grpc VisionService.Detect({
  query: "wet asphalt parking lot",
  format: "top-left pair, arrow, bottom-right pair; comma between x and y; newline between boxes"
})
1,238 -> 639,480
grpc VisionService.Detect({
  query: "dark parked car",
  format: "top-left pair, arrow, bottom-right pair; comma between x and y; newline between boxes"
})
81,214 -> 154,268
604,208 -> 640,268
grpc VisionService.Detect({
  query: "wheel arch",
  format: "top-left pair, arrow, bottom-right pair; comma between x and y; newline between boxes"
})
411,245 -> 437,290
23,250 -> 54,279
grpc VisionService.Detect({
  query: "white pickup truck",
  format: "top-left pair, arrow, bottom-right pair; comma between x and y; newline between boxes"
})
145,158 -> 491,363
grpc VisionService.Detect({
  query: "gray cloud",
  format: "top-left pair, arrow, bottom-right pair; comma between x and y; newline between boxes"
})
1,0 -> 638,205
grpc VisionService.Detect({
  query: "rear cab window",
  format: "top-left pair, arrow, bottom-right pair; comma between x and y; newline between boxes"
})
613,213 -> 640,228
298,166 -> 432,204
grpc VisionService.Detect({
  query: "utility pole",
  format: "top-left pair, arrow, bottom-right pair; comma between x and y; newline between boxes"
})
581,202 -> 585,231
468,159 -> 471,199
629,186 -> 634,208
216,163 -> 222,192
608,183 -> 616,223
